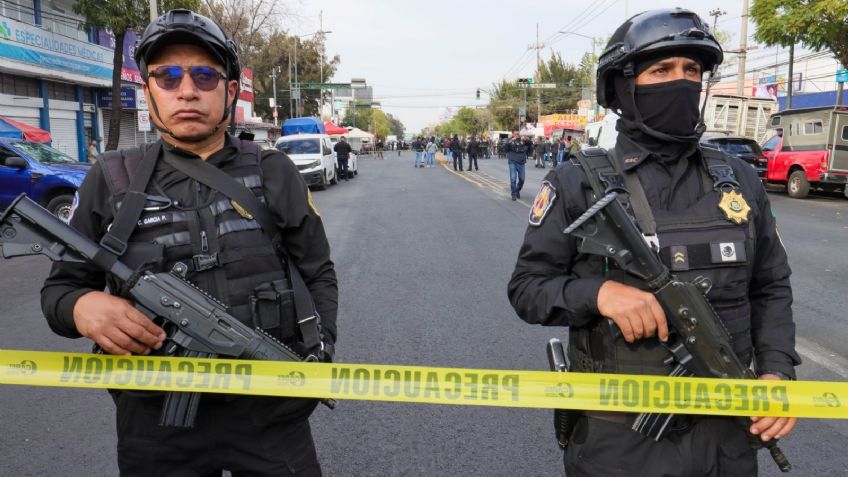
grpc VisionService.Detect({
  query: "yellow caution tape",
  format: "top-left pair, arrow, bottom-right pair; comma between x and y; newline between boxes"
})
1,349 -> 846,419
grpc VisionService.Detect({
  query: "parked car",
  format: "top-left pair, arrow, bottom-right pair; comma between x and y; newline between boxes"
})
0,139 -> 91,221
699,133 -> 768,179
761,106 -> 848,199
275,134 -> 337,189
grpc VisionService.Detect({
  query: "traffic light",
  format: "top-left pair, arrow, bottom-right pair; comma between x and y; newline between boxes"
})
517,78 -> 535,87
476,88 -> 481,100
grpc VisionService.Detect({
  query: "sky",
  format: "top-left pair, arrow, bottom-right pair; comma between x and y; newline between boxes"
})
289,1 -> 766,133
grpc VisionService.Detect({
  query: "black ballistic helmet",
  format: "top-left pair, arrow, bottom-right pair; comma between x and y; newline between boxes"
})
135,9 -> 240,82
596,8 -> 723,108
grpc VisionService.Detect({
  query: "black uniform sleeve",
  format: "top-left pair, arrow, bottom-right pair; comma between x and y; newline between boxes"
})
508,167 -> 606,327
261,151 -> 339,345
739,166 -> 801,379
40,163 -> 112,338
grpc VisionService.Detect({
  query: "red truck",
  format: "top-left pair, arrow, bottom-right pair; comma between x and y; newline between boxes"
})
761,106 -> 848,199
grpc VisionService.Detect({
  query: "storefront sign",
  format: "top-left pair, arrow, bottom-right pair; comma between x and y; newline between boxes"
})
0,17 -> 113,79
98,87 -> 137,109
239,68 -> 254,103
95,29 -> 142,84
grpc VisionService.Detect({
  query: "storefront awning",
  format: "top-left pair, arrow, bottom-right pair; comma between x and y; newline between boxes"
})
0,116 -> 51,142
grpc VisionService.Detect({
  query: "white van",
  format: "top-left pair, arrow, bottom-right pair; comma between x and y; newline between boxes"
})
583,112 -> 619,150
275,134 -> 337,189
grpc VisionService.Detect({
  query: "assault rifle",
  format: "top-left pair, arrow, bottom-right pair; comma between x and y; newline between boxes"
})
563,192 -> 791,472
0,194 -> 335,427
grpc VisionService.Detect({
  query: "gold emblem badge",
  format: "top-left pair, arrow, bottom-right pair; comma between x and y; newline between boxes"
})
718,190 -> 751,224
230,199 -> 254,220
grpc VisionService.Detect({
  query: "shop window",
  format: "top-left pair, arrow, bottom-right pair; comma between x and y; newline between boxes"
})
0,72 -> 39,97
41,3 -> 89,42
0,0 -> 36,24
47,81 -> 76,101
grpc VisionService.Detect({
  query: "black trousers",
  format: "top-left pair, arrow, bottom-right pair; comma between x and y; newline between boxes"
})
337,157 -> 349,179
467,153 -> 478,170
564,415 -> 757,477
452,152 -> 463,170
117,394 -> 321,477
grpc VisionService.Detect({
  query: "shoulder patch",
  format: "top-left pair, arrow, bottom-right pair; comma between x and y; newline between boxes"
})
529,181 -> 556,226
307,190 -> 321,217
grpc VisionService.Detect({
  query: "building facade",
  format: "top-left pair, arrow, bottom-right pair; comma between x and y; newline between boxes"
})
0,0 -> 112,161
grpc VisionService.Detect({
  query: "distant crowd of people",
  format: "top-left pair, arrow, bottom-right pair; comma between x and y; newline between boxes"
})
406,133 -> 583,171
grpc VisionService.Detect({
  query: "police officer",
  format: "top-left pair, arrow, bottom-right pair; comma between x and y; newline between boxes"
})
41,10 -> 336,476
508,9 -> 799,476
467,135 -> 480,171
334,135 -> 353,179
451,133 -> 464,171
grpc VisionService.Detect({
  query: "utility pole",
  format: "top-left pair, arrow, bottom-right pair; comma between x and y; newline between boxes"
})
709,8 -> 726,32
288,51 -> 293,119
319,10 -> 324,117
149,0 -> 157,21
528,23 -> 544,123
736,0 -> 749,96
787,43 -> 794,109
270,66 -> 279,126
294,39 -> 299,116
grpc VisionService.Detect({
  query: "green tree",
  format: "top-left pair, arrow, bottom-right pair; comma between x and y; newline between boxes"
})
369,109 -> 391,139
452,107 -> 482,135
386,113 -> 406,138
74,0 -> 200,150
751,0 -> 848,68
537,52 -> 587,118
342,103 -> 371,130
488,79 -> 524,130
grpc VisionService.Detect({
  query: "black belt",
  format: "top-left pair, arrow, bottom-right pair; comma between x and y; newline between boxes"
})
583,411 -> 699,435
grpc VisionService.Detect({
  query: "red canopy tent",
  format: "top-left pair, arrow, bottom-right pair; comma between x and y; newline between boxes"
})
324,121 -> 347,135
0,116 -> 51,142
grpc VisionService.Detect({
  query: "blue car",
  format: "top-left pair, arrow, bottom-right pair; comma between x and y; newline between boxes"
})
0,139 -> 91,221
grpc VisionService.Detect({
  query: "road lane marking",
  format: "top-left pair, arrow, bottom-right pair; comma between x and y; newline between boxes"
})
796,336 -> 848,379
443,165 -> 533,207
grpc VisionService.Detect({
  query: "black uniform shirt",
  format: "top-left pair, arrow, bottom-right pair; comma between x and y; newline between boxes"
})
333,140 -> 352,159
508,133 -> 800,378
41,135 -> 338,345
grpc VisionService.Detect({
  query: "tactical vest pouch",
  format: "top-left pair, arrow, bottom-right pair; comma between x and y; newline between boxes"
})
250,279 -> 297,340
121,242 -> 165,272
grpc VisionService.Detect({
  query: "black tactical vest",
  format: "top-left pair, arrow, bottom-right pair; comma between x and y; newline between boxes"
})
98,139 -> 301,347
568,147 -> 756,376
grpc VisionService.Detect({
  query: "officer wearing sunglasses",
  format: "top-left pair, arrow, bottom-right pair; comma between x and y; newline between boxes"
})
41,9 -> 337,476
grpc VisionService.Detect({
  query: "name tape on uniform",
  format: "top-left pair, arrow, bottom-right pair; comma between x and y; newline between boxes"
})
1,349 -> 846,419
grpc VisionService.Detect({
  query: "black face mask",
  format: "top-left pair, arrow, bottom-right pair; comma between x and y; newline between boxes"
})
634,79 -> 702,137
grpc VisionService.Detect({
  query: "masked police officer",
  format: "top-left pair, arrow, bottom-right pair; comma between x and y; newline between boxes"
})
508,9 -> 799,476
41,10 -> 336,476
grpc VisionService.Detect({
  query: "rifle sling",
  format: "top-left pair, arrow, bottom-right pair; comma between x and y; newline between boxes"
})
160,151 -> 321,350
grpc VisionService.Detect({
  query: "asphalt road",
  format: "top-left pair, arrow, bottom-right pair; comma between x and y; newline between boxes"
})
0,150 -> 846,476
